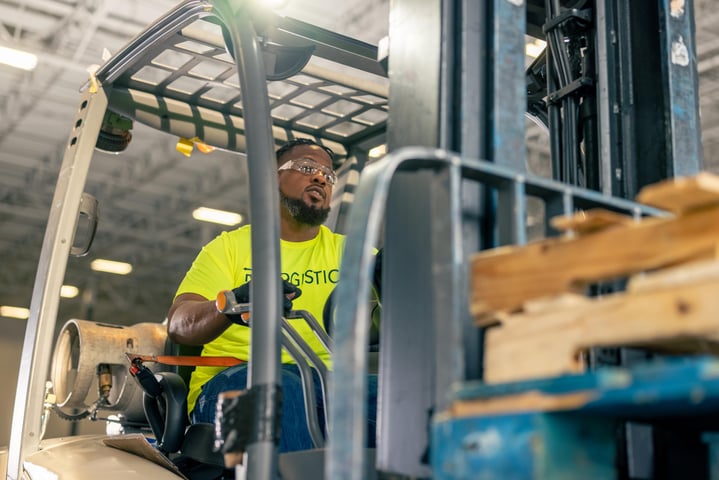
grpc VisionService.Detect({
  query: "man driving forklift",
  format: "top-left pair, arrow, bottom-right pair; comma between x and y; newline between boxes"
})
166,138 -> 379,453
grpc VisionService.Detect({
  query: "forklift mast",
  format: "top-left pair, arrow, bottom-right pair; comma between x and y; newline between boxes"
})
332,0 -> 703,477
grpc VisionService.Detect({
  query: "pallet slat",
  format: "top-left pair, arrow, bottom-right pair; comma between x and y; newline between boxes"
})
636,172 -> 719,214
550,209 -> 636,235
474,173 -> 719,384
484,265 -> 719,384
470,205 -> 719,321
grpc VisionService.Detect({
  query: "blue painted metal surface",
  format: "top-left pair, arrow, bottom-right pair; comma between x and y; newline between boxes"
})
454,356 -> 719,418
432,413 -> 616,480
491,0 -> 526,174
659,0 -> 704,176
432,414 -> 537,480
433,356 -> 719,478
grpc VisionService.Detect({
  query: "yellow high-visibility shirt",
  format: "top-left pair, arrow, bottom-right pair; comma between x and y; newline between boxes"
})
175,224 -> 344,414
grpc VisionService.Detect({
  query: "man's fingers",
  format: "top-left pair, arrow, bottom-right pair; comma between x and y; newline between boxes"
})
282,280 -> 302,299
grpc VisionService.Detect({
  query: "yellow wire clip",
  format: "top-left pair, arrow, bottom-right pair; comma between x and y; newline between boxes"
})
86,65 -> 100,94
176,137 -> 215,157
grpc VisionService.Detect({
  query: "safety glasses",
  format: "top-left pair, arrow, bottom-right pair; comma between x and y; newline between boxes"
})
278,158 -> 337,186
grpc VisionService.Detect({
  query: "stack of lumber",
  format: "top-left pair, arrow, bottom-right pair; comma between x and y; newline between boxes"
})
470,173 -> 719,384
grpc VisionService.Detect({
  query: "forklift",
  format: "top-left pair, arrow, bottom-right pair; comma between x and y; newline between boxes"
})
4,0 -> 706,478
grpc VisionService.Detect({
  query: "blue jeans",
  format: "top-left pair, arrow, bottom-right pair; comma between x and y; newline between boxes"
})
191,363 -> 378,453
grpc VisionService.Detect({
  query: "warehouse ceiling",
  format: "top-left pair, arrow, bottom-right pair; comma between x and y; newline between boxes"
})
0,0 -> 718,328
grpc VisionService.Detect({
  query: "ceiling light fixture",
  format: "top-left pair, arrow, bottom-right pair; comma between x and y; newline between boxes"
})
0,46 -> 38,71
193,207 -> 243,226
91,259 -> 133,275
1,305 -> 30,319
61,285 -> 79,298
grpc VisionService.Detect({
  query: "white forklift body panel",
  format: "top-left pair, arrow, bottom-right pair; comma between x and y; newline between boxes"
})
13,436 -> 184,480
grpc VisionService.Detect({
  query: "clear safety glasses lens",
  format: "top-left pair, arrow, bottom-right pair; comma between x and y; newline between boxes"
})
278,158 -> 337,185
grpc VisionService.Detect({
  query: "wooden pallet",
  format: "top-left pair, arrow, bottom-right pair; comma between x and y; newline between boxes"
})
470,173 -> 719,384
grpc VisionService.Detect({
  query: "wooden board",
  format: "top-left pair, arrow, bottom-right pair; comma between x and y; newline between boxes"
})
636,172 -> 719,214
550,209 -> 636,235
471,173 -> 719,321
627,258 -> 719,293
470,205 -> 719,322
443,391 -> 594,418
483,268 -> 719,384
473,174 -> 719,383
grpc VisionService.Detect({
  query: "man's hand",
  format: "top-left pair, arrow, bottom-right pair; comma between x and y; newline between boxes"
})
231,283 -> 251,304
280,280 -> 302,312
225,280 -> 302,325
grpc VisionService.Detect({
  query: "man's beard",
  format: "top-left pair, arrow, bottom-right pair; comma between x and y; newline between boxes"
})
280,191 -> 331,226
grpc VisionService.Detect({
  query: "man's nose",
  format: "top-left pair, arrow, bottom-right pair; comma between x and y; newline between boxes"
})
310,172 -> 327,186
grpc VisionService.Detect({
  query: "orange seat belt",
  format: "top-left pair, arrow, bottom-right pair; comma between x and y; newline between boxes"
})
126,353 -> 244,368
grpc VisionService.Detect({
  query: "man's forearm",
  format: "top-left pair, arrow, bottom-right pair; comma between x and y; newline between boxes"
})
167,293 -> 232,345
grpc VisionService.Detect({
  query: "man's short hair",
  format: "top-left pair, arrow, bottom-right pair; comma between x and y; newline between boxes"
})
275,138 -> 335,164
